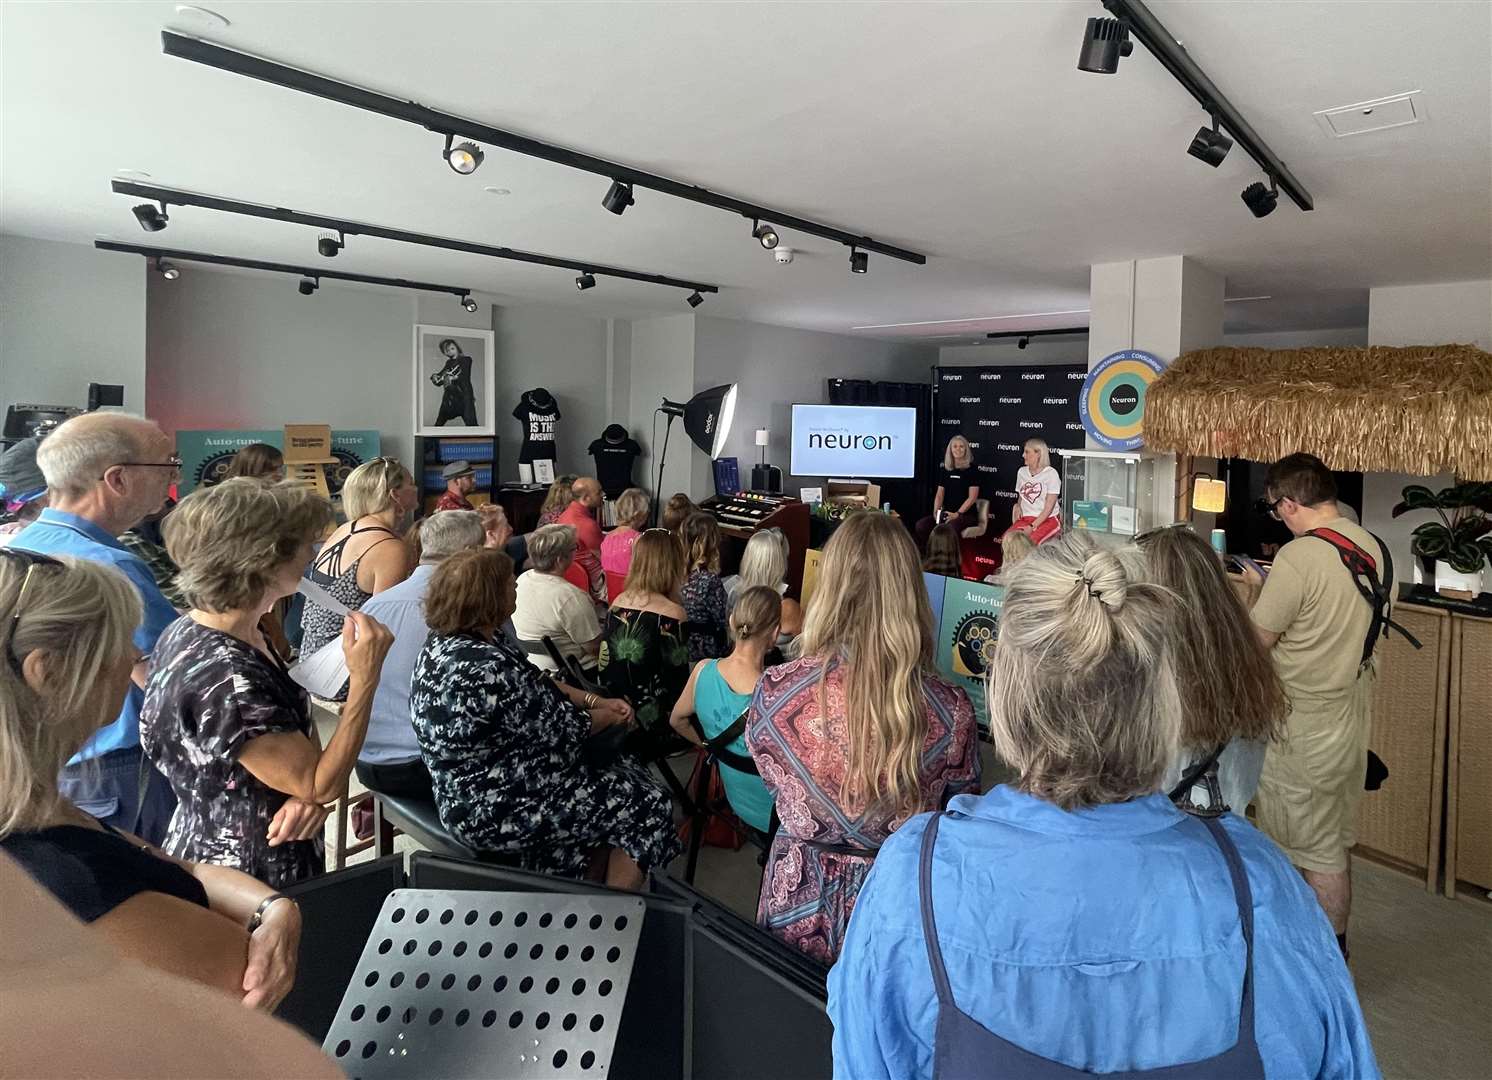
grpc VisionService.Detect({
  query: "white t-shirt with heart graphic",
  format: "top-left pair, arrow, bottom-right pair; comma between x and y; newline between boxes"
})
1016,465 -> 1061,519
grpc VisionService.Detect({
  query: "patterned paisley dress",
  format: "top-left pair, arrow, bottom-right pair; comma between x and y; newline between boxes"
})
745,654 -> 980,965
410,631 -> 681,877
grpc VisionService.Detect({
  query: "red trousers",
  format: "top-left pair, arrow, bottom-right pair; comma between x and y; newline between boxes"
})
1004,516 -> 1061,545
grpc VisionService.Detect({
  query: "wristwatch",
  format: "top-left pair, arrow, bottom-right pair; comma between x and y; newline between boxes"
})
247,893 -> 296,933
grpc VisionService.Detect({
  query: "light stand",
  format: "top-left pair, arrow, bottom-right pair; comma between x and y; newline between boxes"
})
648,384 -> 739,525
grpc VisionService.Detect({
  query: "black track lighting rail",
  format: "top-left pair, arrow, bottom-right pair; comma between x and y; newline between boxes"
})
985,327 -> 1088,340
111,180 -> 719,295
95,240 -> 474,298
1100,0 -> 1313,211
159,31 -> 927,266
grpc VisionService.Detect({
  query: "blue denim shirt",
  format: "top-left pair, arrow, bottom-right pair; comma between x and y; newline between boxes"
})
829,787 -> 1380,1080
356,564 -> 436,766
10,509 -> 181,763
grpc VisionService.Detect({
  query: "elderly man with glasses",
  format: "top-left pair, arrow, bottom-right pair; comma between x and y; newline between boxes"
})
6,412 -> 184,844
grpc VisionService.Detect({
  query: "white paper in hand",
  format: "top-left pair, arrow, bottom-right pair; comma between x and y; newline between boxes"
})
297,576 -> 351,618
288,634 -> 350,699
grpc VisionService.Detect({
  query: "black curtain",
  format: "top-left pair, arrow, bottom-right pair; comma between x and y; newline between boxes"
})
826,377 -> 932,523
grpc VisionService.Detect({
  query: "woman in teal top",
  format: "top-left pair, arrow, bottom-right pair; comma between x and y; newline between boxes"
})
670,585 -> 781,833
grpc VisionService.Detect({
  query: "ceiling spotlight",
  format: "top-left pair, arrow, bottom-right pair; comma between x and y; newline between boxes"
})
298,277 -> 319,296
751,220 -> 780,250
1077,16 -> 1133,75
601,180 -> 635,215
686,291 -> 704,308
1187,114 -> 1233,168
1017,336 -> 1030,350
155,257 -> 180,281
460,294 -> 478,313
1241,177 -> 1280,218
443,135 -> 484,175
576,273 -> 597,291
849,248 -> 868,274
132,203 -> 169,232
317,231 -> 344,257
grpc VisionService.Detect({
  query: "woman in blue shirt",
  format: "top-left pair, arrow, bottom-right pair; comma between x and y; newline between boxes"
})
830,532 -> 1379,1080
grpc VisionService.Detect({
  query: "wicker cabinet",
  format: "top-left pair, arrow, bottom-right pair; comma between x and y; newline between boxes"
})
1445,614 -> 1492,898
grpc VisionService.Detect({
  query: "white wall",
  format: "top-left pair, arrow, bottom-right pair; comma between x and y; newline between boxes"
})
938,338 -> 1087,368
629,314 -> 697,501
0,235 -> 146,413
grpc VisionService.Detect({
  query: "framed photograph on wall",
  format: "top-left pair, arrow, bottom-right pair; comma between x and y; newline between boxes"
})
413,324 -> 495,436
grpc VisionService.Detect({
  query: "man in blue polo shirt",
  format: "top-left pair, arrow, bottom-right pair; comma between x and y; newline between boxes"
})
10,412 -> 182,844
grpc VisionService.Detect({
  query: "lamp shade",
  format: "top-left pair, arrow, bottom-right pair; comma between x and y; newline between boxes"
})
754,428 -> 770,447
662,383 -> 738,459
1192,477 -> 1227,514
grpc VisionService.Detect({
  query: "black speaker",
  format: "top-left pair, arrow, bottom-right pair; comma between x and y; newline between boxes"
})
87,383 -> 125,411
751,464 -> 782,493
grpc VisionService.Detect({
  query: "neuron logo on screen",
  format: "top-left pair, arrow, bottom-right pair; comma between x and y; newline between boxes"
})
791,404 -> 917,479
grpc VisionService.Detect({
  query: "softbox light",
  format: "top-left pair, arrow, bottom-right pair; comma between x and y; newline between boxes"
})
663,383 -> 738,459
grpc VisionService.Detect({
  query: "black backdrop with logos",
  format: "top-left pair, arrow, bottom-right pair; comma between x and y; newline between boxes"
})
826,378 -> 933,523
933,364 -> 1088,526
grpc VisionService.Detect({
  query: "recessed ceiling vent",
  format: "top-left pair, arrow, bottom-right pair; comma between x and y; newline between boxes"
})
1314,91 -> 1426,137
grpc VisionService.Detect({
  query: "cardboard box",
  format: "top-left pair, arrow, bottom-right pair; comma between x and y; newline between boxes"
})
283,424 -> 334,463
825,478 -> 882,508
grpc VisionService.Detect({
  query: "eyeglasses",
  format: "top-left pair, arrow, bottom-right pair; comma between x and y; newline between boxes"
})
2,548 -> 64,675
1255,495 -> 1286,521
103,454 -> 183,478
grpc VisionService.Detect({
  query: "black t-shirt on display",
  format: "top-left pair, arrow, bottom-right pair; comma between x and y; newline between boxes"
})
513,389 -> 562,464
937,466 -> 976,515
588,426 -> 642,498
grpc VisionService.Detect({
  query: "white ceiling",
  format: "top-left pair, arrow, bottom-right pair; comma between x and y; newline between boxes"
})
2,1 -> 1488,341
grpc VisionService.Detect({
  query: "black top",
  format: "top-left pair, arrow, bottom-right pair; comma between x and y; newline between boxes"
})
513,389 -> 562,464
587,433 -> 642,498
1,822 -> 209,923
937,466 -> 976,515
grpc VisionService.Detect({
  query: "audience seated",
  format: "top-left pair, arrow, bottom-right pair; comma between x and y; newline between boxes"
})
670,586 -> 781,833
661,491 -> 696,533
535,474 -> 580,527
831,531 -> 1378,1078
409,549 -> 680,888
724,527 -> 803,643
746,511 -> 980,964
1132,524 -> 1288,815
511,524 -> 602,673
0,553 -> 303,1011
679,511 -> 729,661
600,529 -> 691,740
298,457 -> 413,699
557,476 -> 607,601
221,442 -> 285,481
921,521 -> 962,577
601,487 -> 650,578
987,526 -> 1035,582
0,435 -> 49,542
143,479 -> 394,889
356,510 -> 485,801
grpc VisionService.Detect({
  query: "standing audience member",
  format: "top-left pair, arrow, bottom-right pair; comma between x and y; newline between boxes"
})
921,522 -> 962,578
434,461 -> 477,512
222,443 -> 285,482
1133,525 -> 1288,815
510,524 -> 602,673
680,511 -> 729,661
143,479 -> 394,888
1247,453 -> 1387,957
356,510 -> 485,800
536,474 -> 580,527
601,530 -> 691,738
661,492 -> 696,533
830,532 -> 1378,1079
724,528 -> 803,643
557,476 -> 607,601
601,487 -> 650,579
0,436 -> 49,542
0,554 -> 304,1011
7,413 -> 180,843
298,457 -> 413,684
916,435 -> 980,548
1007,437 -> 1061,543
670,586 -> 782,834
410,549 -> 680,888
747,511 -> 980,964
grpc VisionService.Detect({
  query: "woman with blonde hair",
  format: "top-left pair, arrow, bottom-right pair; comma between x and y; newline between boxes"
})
1,551 -> 305,1011
679,511 -> 728,661
600,487 -> 650,579
600,530 -> 691,737
746,511 -> 980,964
830,531 -> 1377,1078
986,527 -> 1035,583
536,473 -> 580,527
1007,436 -> 1061,544
297,457 -> 414,685
144,479 -> 394,888
916,434 -> 980,549
723,527 -> 802,641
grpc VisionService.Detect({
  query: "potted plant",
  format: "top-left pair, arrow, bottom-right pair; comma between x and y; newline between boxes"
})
1391,481 -> 1492,598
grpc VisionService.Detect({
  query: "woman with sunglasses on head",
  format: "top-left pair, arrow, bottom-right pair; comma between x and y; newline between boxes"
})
0,551 -> 304,1011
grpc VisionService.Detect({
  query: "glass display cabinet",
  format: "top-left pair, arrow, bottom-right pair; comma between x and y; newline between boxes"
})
1057,449 -> 1159,544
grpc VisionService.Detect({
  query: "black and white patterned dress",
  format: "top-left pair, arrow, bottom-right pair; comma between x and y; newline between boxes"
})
410,631 -> 681,878
681,569 -> 728,662
141,618 -> 322,888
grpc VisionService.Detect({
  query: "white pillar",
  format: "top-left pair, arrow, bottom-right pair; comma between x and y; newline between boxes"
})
1087,256 -> 1225,525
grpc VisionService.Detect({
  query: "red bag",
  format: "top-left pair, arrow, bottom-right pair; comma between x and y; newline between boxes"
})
678,751 -> 746,851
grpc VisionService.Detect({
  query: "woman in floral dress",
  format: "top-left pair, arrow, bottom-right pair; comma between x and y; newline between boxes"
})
599,530 -> 691,748
746,512 -> 980,965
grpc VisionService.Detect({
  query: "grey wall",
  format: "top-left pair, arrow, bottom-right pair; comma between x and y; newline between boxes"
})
694,316 -> 937,498
629,314 -> 697,501
939,338 -> 1088,368
0,235 -> 146,413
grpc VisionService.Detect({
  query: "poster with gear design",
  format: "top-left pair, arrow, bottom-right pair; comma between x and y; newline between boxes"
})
177,429 -> 381,496
1078,350 -> 1167,451
932,576 -> 1006,730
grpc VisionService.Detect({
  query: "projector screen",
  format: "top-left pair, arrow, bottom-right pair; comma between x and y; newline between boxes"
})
790,404 -> 918,479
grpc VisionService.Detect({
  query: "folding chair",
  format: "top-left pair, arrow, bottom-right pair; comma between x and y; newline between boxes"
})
682,710 -> 779,886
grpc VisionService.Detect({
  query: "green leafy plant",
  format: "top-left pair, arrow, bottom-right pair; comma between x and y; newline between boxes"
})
1391,481 -> 1492,575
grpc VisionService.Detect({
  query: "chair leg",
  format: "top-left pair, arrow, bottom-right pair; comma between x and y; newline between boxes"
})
683,755 -> 713,886
332,782 -> 350,871
373,797 -> 391,858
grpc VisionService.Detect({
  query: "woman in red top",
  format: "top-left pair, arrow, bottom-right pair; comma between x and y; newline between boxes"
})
746,511 -> 980,965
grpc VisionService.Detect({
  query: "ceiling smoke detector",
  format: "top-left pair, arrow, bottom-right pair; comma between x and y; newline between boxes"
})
773,246 -> 795,265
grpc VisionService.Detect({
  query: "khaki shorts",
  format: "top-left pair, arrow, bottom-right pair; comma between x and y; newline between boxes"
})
1254,674 -> 1373,874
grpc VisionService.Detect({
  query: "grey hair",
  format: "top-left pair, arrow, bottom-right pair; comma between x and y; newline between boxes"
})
614,488 -> 650,528
737,529 -> 786,591
418,510 -> 485,560
986,531 -> 1181,810
35,413 -> 157,498
1023,438 -> 1051,472
527,524 -> 577,573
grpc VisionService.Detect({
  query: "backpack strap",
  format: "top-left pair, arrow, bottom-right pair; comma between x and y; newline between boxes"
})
1306,528 -> 1422,668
